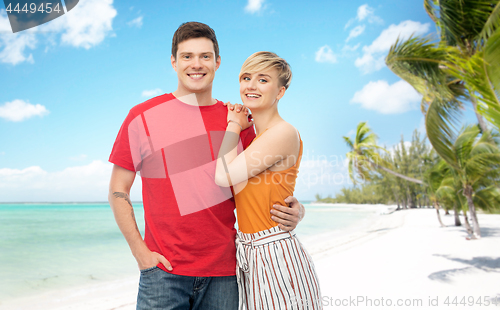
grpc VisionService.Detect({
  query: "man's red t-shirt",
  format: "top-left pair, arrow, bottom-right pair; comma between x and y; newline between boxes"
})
109,93 -> 255,276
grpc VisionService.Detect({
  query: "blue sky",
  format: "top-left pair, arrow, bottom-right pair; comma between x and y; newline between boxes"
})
0,0 -> 477,202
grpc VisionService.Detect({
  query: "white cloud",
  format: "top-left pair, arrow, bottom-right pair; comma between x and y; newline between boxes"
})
354,53 -> 385,73
357,4 -> 383,24
0,11 -> 37,65
245,0 -> 264,14
0,165 -> 47,177
315,45 -> 337,64
363,21 -> 430,55
0,160 -> 142,202
344,20 -> 354,30
128,16 -> 143,28
355,20 -> 430,74
357,4 -> 372,21
0,99 -> 49,122
346,25 -> 365,42
46,0 -> 117,49
0,0 -> 117,65
142,88 -> 163,97
350,80 -> 422,114
345,4 -> 383,29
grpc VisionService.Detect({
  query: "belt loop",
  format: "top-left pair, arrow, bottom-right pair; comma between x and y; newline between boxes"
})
251,239 -> 255,249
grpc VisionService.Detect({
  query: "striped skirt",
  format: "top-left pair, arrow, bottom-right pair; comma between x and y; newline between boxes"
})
236,226 -> 322,310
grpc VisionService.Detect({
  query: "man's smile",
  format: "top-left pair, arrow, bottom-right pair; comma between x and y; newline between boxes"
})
187,73 -> 206,79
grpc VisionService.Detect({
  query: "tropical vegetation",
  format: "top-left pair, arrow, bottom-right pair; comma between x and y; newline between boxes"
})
319,0 -> 500,239
317,122 -> 500,238
318,127 -> 433,208
384,0 -> 500,238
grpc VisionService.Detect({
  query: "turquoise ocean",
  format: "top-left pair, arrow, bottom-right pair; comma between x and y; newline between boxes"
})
0,203 -> 379,303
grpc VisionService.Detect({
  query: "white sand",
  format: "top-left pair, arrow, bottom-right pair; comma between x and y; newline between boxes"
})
2,208 -> 499,310
314,208 -> 500,310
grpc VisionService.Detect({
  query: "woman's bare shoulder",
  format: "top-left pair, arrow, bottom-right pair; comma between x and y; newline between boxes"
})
272,121 -> 299,142
259,121 -> 300,152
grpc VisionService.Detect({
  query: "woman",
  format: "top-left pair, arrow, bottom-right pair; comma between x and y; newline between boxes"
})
215,52 -> 322,310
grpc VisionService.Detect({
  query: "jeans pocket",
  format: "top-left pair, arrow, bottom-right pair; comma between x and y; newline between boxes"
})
140,266 -> 159,275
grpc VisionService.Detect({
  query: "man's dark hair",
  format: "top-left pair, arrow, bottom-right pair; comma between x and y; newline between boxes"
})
172,22 -> 219,60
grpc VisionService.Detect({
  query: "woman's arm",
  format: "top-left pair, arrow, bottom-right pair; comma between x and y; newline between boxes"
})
215,114 -> 300,187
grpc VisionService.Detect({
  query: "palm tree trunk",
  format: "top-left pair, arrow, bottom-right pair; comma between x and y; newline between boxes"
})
453,202 -> 461,226
405,186 -> 409,209
462,209 -> 473,235
434,201 -> 445,227
470,96 -> 488,132
410,190 -> 416,208
464,185 -> 481,238
392,187 -> 400,210
371,162 -> 424,184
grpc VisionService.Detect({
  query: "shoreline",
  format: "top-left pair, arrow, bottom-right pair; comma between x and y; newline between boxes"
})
2,208 -> 500,309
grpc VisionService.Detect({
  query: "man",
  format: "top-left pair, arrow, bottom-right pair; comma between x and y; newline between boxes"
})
108,22 -> 304,310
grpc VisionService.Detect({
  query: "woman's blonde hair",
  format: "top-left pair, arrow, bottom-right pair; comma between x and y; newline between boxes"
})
239,51 -> 292,89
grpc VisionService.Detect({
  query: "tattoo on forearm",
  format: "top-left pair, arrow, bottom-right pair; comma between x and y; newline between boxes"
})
130,207 -> 137,222
112,192 -> 140,234
113,192 -> 133,208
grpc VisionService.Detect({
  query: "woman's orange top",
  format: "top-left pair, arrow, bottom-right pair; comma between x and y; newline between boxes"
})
235,131 -> 303,234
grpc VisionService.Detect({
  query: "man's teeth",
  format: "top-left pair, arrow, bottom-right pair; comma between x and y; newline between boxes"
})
189,74 -> 204,78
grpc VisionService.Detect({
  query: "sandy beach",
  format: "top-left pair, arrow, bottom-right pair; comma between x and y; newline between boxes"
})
313,208 -> 500,309
2,207 -> 499,310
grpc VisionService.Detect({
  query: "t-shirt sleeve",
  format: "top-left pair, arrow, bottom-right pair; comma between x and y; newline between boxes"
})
240,125 -> 256,150
109,110 -> 137,172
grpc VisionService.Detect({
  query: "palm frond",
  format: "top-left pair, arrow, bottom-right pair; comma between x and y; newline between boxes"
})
356,122 -> 377,146
425,97 -> 461,169
454,125 -> 480,167
472,130 -> 500,155
438,0 -> 497,52
446,40 -> 500,131
424,0 -> 439,23
386,36 -> 460,107
478,1 -> 500,43
466,153 -> 500,183
343,136 -> 354,150
482,26 -> 500,129
473,185 -> 500,212
436,172 -> 460,203
345,122 -> 423,185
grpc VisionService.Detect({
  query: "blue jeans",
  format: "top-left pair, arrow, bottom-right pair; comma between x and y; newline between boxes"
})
136,267 -> 238,310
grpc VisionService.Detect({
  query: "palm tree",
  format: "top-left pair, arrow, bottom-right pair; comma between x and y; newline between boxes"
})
434,165 -> 463,227
432,125 -> 500,238
344,122 -> 424,185
386,0 -> 500,133
385,1 -> 500,238
426,0 -> 500,131
424,160 -> 448,227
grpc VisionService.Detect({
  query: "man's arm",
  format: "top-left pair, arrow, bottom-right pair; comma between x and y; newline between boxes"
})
108,164 -> 172,271
271,196 -> 305,231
